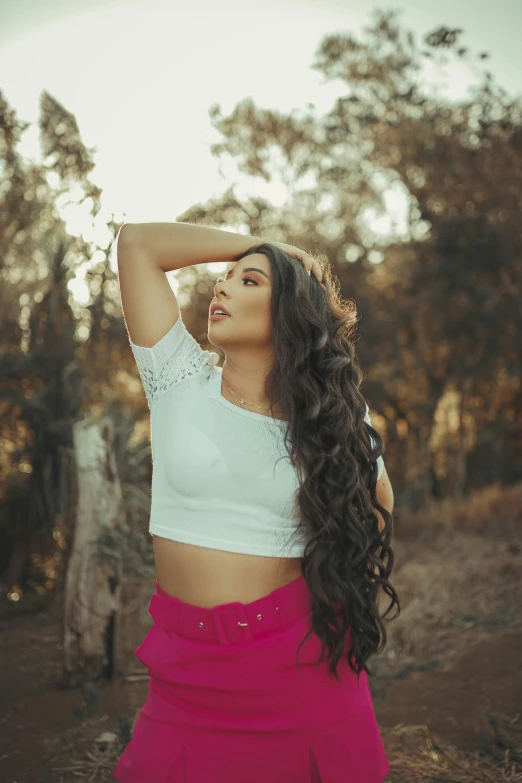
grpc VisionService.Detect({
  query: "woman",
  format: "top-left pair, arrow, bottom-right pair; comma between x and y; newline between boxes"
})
113,221 -> 399,782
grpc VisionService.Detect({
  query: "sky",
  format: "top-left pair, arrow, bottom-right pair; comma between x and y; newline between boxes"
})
1,0 -> 521,297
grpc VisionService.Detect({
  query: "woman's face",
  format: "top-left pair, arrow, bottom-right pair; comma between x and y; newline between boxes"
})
208,254 -> 274,353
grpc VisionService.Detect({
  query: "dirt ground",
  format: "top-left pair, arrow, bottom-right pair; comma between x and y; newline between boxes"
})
2,484 -> 522,782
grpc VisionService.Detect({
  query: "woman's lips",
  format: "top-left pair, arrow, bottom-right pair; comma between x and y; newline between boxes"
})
209,312 -> 231,321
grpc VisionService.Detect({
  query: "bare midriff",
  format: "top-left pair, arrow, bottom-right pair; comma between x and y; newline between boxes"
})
152,379 -> 302,608
153,537 -> 303,608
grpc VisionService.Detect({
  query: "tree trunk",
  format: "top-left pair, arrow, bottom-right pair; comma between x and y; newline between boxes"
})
62,415 -> 124,687
452,388 -> 467,501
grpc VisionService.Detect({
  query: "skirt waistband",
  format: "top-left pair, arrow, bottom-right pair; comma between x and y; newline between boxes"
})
148,575 -> 312,646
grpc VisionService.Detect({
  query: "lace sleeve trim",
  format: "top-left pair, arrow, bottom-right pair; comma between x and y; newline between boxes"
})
129,313 -> 219,407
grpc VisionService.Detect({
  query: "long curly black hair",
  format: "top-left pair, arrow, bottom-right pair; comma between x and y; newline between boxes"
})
228,241 -> 400,684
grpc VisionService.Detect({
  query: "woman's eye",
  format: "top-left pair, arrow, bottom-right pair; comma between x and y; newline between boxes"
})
216,275 -> 258,285
216,277 -> 259,285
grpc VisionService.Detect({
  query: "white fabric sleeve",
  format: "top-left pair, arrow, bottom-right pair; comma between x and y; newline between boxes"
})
364,402 -> 385,480
128,311 -> 219,408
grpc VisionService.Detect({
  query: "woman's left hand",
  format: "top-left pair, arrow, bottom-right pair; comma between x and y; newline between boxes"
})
271,241 -> 323,284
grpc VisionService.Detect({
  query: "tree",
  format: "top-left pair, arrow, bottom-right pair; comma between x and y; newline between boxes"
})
176,9 -> 522,503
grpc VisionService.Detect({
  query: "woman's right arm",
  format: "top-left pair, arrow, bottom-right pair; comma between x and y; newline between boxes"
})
117,222 -> 263,273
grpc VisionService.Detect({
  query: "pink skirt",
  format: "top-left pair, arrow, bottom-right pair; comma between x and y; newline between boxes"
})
112,575 -> 390,782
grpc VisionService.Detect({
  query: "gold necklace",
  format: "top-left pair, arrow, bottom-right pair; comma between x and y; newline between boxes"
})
222,375 -> 272,412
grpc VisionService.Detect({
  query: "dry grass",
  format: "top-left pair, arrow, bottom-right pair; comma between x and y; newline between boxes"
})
385,714 -> 522,782
43,709 -> 141,782
375,481 -> 522,680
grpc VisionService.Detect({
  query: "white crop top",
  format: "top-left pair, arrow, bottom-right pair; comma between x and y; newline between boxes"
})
128,311 -> 385,557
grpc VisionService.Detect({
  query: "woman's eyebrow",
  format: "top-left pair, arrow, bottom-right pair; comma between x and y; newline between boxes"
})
226,266 -> 269,280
